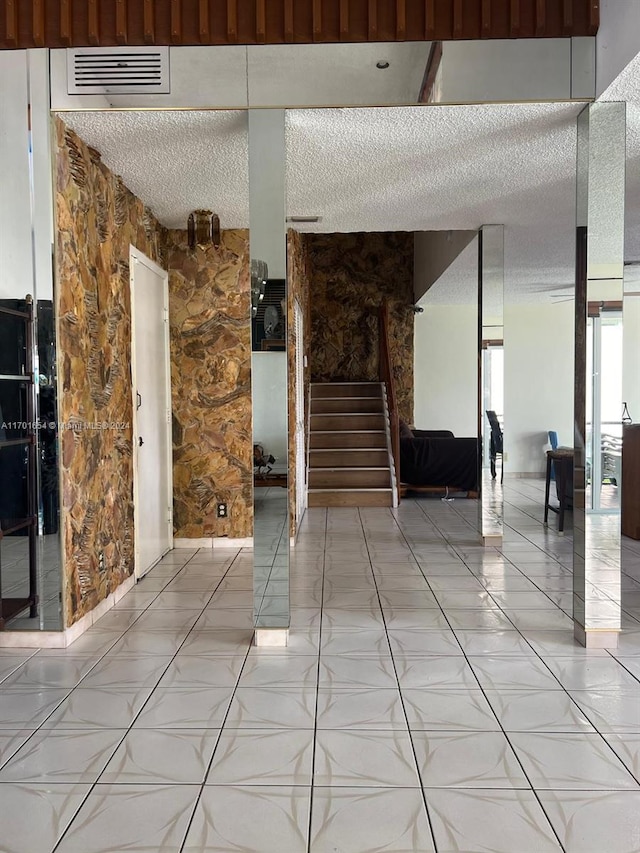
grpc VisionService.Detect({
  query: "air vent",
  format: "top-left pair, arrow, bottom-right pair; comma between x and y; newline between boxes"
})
67,47 -> 170,95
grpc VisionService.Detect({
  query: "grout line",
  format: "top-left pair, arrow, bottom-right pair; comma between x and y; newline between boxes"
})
48,547 -> 249,853
356,506 -> 440,853
306,505 -> 327,853
385,500 -> 571,850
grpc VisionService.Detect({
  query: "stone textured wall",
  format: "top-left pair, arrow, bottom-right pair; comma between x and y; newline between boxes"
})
305,232 -> 414,423
287,229 -> 312,535
55,118 -> 166,626
166,230 -> 252,540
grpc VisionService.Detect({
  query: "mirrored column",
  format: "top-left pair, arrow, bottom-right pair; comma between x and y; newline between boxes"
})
574,102 -> 626,648
248,109 -> 290,645
478,225 -> 505,546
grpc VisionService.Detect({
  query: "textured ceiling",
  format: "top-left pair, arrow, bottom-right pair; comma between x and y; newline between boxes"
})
61,110 -> 250,230
61,48 -> 640,301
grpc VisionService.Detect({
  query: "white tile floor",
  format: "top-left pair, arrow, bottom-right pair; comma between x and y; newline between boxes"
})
1,482 -> 640,851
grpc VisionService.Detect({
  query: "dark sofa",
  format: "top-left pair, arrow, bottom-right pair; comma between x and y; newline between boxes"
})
399,427 -> 479,492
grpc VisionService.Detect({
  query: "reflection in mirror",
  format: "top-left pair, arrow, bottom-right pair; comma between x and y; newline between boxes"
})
50,39 -> 595,113
248,110 -> 290,642
573,102 -> 625,648
622,267 -> 640,545
478,225 -> 504,545
413,233 -> 481,522
0,50 -> 61,631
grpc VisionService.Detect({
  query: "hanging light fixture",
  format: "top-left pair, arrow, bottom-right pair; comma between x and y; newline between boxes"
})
251,259 -> 268,318
188,210 -> 221,248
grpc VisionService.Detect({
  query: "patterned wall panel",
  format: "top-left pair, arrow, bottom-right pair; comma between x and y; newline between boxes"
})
306,231 -> 414,424
55,117 -> 166,626
166,230 -> 252,540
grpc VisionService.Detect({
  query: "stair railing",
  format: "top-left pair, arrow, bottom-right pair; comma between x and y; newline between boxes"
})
378,301 -> 400,505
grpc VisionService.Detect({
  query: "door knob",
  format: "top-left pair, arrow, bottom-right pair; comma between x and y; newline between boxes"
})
138,437 -> 144,447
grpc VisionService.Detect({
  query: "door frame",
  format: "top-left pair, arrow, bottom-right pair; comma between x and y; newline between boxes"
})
130,245 -> 173,580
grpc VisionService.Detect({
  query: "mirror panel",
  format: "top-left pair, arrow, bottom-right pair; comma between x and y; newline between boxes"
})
248,109 -> 290,638
0,50 -> 61,632
50,39 -> 595,112
479,225 -> 505,545
573,102 -> 625,647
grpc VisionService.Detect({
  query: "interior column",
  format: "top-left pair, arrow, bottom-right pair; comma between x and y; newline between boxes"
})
573,102 -> 626,649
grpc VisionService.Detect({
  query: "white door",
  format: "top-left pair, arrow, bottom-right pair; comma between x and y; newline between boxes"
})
130,247 -> 173,579
294,300 -> 307,527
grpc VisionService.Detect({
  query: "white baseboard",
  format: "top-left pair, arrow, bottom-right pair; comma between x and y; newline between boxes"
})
254,628 -> 289,647
215,537 -> 253,549
173,536 -> 254,549
174,537 -> 213,548
0,574 -> 137,649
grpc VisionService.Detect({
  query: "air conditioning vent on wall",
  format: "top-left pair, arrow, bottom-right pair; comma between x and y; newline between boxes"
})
67,47 -> 170,95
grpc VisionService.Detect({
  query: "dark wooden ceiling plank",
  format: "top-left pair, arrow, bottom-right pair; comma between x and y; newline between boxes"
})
340,0 -> 348,39
88,0 -> 100,45
170,0 -> 182,42
425,0 -> 435,39
59,0 -> 72,45
0,0 -> 601,49
4,0 -> 18,47
115,0 -> 127,43
256,0 -> 266,42
453,0 -> 463,38
32,0 -> 45,46
368,0 -> 378,39
535,0 -> 546,35
227,0 -> 238,41
198,0 -> 210,41
312,0 -> 322,42
143,0 -> 155,43
284,0 -> 294,41
396,0 -> 406,39
481,0 -> 491,37
510,0 -> 520,36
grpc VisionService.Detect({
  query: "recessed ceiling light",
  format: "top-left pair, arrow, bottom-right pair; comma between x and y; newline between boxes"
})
286,216 -> 322,223
376,60 -> 390,70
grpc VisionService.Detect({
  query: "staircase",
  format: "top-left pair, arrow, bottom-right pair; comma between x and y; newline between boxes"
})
308,382 -> 395,507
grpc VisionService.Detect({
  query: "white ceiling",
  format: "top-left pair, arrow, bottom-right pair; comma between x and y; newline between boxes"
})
60,47 -> 640,304
61,110 -> 250,230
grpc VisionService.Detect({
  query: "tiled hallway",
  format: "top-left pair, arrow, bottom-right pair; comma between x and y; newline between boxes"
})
1,488 -> 640,852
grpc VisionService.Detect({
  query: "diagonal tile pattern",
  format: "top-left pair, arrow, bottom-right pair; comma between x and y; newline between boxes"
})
1,483 -> 640,851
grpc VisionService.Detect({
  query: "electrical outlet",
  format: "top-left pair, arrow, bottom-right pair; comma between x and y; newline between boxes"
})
217,503 -> 228,519
98,551 -> 105,571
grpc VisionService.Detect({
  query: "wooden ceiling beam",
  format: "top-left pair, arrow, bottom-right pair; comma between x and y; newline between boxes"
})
87,0 -> 100,46
170,0 -> 182,43
143,0 -> 154,44
0,0 -> 600,49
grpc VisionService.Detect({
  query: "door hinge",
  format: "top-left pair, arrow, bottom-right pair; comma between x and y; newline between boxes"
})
163,306 -> 169,322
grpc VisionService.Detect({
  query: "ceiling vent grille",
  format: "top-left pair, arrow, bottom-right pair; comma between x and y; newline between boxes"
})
67,47 -> 170,95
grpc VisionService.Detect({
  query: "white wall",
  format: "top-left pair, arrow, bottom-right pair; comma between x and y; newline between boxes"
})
597,0 -> 640,96
252,352 -> 288,463
504,302 -> 574,475
414,304 -> 478,437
